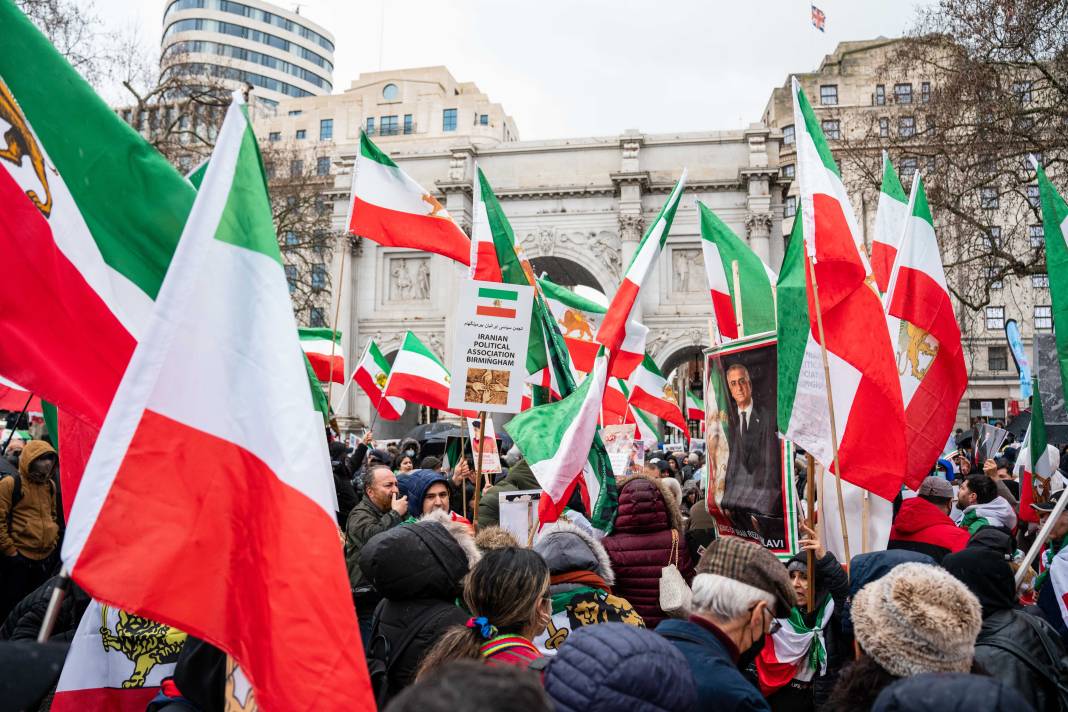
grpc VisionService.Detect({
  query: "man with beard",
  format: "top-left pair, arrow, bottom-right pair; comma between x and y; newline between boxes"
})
0,440 -> 60,622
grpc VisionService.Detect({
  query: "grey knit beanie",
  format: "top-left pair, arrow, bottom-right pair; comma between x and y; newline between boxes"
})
851,562 -> 981,677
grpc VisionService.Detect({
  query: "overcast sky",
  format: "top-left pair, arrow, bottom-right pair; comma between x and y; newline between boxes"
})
92,0 -> 934,139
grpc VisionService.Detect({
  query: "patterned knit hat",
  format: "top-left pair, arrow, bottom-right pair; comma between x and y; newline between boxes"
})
851,562 -> 981,677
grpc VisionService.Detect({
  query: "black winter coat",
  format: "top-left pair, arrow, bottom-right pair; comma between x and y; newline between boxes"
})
974,608 -> 1068,712
0,574 -> 89,642
358,520 -> 472,701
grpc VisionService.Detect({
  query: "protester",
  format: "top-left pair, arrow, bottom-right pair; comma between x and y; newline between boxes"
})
476,458 -> 538,529
474,526 -> 519,552
829,562 -> 983,712
602,475 -> 694,628
871,672 -> 1035,712
943,543 -> 1068,710
762,522 -> 849,710
329,440 -> 358,528
544,623 -> 698,712
359,511 -> 478,702
643,457 -> 670,480
956,473 -> 1016,536
685,493 -> 718,562
345,464 -> 408,644
393,452 -> 415,474
417,547 -> 550,675
888,475 -> 969,562
447,458 -> 478,518
385,660 -> 551,712
658,536 -> 794,711
1031,491 -> 1068,643
842,549 -> 936,636
532,519 -> 643,654
403,468 -> 470,524
0,440 -> 60,623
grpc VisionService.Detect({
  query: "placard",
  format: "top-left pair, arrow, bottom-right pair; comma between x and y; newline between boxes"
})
449,279 -> 534,413
602,424 -> 643,478
980,401 -> 994,418
499,489 -> 541,546
469,415 -> 502,475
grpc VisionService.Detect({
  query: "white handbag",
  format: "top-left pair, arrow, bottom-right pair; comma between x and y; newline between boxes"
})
659,530 -> 692,618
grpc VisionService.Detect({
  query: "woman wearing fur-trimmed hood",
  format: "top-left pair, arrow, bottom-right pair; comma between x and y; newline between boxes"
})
531,518 -> 644,654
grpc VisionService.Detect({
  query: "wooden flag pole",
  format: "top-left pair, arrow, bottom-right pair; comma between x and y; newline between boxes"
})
325,238 -> 348,406
805,254 -> 851,564
472,412 -> 488,529
732,259 -> 744,337
459,415 -> 469,522
806,453 -> 817,613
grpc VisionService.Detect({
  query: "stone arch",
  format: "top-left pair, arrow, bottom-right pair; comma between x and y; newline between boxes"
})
520,230 -> 619,297
529,255 -> 608,297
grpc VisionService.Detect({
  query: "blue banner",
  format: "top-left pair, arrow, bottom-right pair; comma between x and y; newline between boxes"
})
1005,319 -> 1032,398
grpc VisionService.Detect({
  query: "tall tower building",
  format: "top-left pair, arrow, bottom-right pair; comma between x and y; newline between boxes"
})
160,0 -> 334,109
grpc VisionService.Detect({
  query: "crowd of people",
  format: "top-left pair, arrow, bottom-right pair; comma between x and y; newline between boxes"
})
3,420 -> 1068,711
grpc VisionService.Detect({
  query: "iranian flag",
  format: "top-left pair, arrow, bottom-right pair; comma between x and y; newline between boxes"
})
776,80 -> 906,501
61,98 -> 372,710
602,377 -> 632,424
383,331 -> 471,416
870,153 -> 910,294
52,600 -> 186,712
539,276 -> 606,372
470,166 -> 504,281
1036,161 -> 1068,404
476,285 -> 521,319
884,173 -> 967,490
1016,378 -> 1058,524
633,404 -> 659,446
298,327 -> 345,385
628,354 -> 689,436
699,202 -> 777,339
505,349 -> 609,524
686,388 -> 705,421
597,172 -> 687,378
756,598 -> 834,695
353,339 -> 405,420
348,130 -> 470,264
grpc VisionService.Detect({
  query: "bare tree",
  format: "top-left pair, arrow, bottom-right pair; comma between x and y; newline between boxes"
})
15,0 -> 113,87
836,0 -> 1068,312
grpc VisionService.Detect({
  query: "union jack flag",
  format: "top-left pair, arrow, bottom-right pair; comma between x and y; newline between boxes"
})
811,4 -> 826,32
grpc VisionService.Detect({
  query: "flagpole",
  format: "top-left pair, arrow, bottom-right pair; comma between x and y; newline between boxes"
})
1016,485 -> 1068,590
325,235 -> 348,405
459,415 -> 469,522
806,453 -> 816,613
0,391 -> 34,455
805,254 -> 851,564
331,366 -> 360,413
37,568 -> 71,642
732,259 -> 744,337
472,411 -> 487,529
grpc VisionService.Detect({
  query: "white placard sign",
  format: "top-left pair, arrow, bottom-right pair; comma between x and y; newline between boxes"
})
469,415 -> 502,475
499,489 -> 541,546
980,401 -> 994,418
448,279 -> 534,413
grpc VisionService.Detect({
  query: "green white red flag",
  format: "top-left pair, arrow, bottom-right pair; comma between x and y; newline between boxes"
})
470,166 -> 504,281
298,327 -> 345,385
884,173 -> 967,490
756,597 -> 834,695
699,202 -> 777,340
538,276 -> 606,372
61,98 -> 373,710
1017,378 -> 1057,524
348,130 -> 470,264
383,331 -> 474,417
776,79 -> 906,501
1036,161 -> 1068,406
602,377 -> 631,424
628,354 -> 688,437
597,172 -> 687,378
870,152 -> 909,294
686,388 -> 705,422
352,339 -> 404,420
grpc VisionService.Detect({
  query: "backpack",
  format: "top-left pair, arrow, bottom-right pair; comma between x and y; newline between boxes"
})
365,600 -> 452,707
0,473 -> 56,539
977,611 -> 1068,712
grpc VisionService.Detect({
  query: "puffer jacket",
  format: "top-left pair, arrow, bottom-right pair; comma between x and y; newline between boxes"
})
888,497 -> 969,563
601,476 -> 693,628
358,511 -> 479,701
871,671 -> 1034,712
974,608 -> 1068,712
0,574 -> 89,642
477,458 -> 538,529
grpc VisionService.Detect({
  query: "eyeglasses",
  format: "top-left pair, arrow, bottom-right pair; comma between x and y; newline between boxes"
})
750,604 -> 781,635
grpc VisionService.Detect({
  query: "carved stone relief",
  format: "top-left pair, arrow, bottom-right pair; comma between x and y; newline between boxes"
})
387,256 -> 431,302
671,248 -> 703,294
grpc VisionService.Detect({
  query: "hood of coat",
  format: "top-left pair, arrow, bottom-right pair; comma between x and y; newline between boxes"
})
18,440 -> 56,479
405,469 -> 449,517
942,547 -> 1015,618
612,475 -> 683,535
534,518 -> 614,585
961,496 -> 1017,531
872,671 -> 1031,712
358,515 -> 479,600
892,497 -> 954,535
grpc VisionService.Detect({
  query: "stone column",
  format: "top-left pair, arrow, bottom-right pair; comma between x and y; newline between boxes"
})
612,130 -> 648,315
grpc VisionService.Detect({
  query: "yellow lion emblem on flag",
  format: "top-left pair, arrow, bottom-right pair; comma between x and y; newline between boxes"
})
99,606 -> 187,688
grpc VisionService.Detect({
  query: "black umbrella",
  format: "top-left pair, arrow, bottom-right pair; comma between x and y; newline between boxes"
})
404,421 -> 463,445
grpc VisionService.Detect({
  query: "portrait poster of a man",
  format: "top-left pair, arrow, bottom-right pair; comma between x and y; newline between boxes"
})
704,337 -> 796,554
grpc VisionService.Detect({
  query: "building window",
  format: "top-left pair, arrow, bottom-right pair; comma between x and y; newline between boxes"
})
382,83 -> 399,101
925,116 -> 936,136
309,306 -> 326,327
781,163 -> 795,179
365,117 -> 374,134
1033,273 -> 1050,288
380,115 -> 398,136
284,231 -> 299,246
1030,225 -> 1045,247
284,264 -> 297,293
898,116 -> 915,138
316,156 -> 330,176
984,266 -> 1003,289
1012,81 -> 1033,105
295,129 -> 306,140
921,82 -> 931,103
879,117 -> 889,138
311,263 -> 327,289
1027,184 -> 1040,208
821,119 -> 840,139
900,156 -> 918,183
319,118 -> 333,140
1022,152 -> 1041,172
985,226 -> 1002,248
403,114 -> 413,134
980,187 -> 999,209
784,195 -> 797,217
894,83 -> 913,104
289,159 -> 303,177
264,162 -> 275,179
820,84 -> 838,105
985,306 -> 1005,330
288,110 -> 302,117
479,113 -> 489,125
988,346 -> 1008,372
443,108 -> 457,132
268,131 -> 280,142
783,124 -> 795,145
1035,305 -> 1053,331
875,84 -> 886,106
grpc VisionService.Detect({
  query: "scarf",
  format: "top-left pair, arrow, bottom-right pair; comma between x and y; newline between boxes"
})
755,596 -> 835,696
550,570 -> 611,594
1036,532 -> 1068,591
